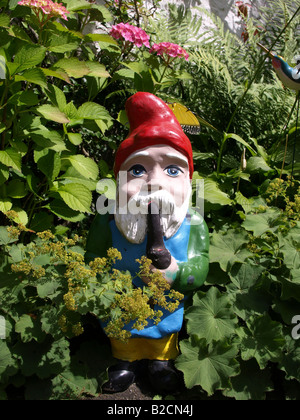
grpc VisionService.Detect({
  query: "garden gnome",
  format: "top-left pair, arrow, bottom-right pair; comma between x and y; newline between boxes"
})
85,92 -> 209,394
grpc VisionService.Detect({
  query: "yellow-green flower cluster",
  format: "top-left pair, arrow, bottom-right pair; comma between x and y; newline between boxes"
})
265,176 -> 300,227
103,256 -> 184,343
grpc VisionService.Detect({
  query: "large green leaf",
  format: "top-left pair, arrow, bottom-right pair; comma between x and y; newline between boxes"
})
34,149 -> 61,181
62,155 -> 99,180
0,340 -> 18,383
15,68 -> 48,88
14,44 -> 47,72
53,58 -> 90,78
209,229 -> 253,272
242,208 -> 282,236
36,105 -> 70,124
47,199 -> 85,222
223,359 -> 273,400
15,314 -> 47,343
57,183 -> 92,213
77,102 -> 111,120
278,227 -> 300,270
0,148 -> 21,171
15,336 -> 70,379
185,287 -> 238,343
238,314 -> 285,369
176,336 -> 240,395
195,175 -> 232,206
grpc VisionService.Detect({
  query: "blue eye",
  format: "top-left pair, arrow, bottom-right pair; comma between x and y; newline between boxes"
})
165,165 -> 183,177
129,164 -> 146,177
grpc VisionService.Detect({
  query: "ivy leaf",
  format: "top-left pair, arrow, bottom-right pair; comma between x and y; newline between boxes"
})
239,314 -> 285,369
176,336 -> 240,395
185,287 -> 238,343
209,229 -> 252,272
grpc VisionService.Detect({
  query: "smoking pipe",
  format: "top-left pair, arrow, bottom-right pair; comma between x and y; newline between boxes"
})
146,201 -> 171,270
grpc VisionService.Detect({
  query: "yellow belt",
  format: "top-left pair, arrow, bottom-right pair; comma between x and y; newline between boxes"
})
110,333 -> 179,362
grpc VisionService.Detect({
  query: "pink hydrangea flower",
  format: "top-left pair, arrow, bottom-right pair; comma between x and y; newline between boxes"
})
110,23 -> 150,48
149,42 -> 189,61
18,0 -> 69,21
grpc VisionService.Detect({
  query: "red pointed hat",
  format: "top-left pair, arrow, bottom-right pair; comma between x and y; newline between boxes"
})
114,92 -> 194,179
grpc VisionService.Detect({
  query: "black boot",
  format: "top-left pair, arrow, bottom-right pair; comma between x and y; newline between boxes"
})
102,360 -> 137,393
147,360 -> 182,395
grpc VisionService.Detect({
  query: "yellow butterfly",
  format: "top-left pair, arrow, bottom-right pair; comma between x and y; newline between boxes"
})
167,102 -> 201,135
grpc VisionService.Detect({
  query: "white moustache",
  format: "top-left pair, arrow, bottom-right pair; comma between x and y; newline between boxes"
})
127,189 -> 176,215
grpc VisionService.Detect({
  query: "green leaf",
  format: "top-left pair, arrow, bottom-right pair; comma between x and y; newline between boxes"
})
15,68 -> 47,88
0,198 -> 12,213
45,84 -> 67,112
209,229 -> 252,272
0,340 -> 17,383
228,263 -> 265,291
57,183 -> 92,213
10,207 -> 28,225
36,105 -> 70,124
246,156 -> 272,173
46,31 -> 80,53
63,155 -> 99,180
67,133 -> 83,146
225,133 -> 256,156
34,149 -> 61,181
0,226 -> 17,245
47,199 -> 85,222
15,314 -> 47,343
53,58 -> 90,78
6,179 -> 27,198
195,175 -> 232,206
77,102 -> 111,120
0,148 -> 21,171
29,127 -> 67,152
176,336 -> 240,395
278,227 -> 300,270
242,208 -> 282,236
185,287 -> 238,343
15,336 -> 70,379
239,314 -> 285,369
14,44 -> 47,72
86,62 -> 110,78
0,163 -> 9,185
223,359 -> 273,400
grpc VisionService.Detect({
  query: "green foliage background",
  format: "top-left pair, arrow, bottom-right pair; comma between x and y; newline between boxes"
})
0,0 -> 299,400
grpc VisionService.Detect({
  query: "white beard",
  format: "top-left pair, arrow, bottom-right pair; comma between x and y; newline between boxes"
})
115,185 -> 192,244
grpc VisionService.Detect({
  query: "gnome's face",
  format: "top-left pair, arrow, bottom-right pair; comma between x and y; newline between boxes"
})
115,145 -> 192,244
